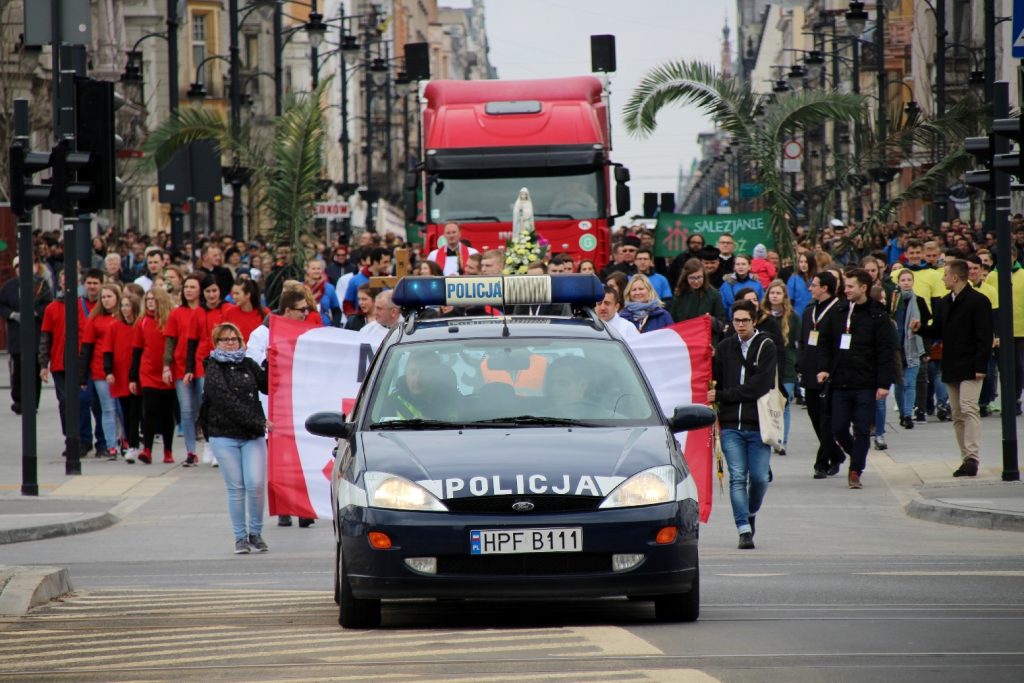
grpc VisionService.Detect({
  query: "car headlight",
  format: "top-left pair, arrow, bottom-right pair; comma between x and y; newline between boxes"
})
599,465 -> 675,509
364,472 -> 448,512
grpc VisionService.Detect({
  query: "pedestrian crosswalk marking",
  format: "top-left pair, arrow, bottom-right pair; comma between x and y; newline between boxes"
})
1,589 -> 683,677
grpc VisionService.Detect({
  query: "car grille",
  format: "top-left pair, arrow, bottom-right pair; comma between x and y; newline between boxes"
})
437,553 -> 611,575
443,495 -> 602,514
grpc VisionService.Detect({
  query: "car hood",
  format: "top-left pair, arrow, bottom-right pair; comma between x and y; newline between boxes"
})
358,426 -> 675,499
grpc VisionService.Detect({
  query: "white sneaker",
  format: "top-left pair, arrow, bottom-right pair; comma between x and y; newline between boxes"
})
125,448 -> 138,464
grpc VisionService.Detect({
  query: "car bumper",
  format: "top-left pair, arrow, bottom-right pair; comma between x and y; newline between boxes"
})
338,501 -> 699,600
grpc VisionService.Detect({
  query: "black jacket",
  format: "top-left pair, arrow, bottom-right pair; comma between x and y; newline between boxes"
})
918,285 -> 993,383
817,298 -> 895,390
201,356 -> 268,440
713,332 -> 778,432
797,296 -> 841,390
0,275 -> 52,354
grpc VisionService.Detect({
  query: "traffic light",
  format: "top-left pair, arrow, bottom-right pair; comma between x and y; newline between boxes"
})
992,116 -> 1023,183
74,78 -> 123,212
8,143 -> 55,216
49,136 -> 94,215
963,135 -> 994,196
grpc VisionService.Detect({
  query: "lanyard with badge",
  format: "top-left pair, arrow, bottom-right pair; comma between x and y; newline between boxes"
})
839,304 -> 855,350
807,298 -> 838,347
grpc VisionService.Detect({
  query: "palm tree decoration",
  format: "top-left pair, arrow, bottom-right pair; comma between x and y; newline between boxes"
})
623,60 -> 980,258
141,78 -> 332,266
624,60 -> 862,258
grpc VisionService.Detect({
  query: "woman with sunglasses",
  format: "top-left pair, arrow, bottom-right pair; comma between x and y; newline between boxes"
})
201,322 -> 270,554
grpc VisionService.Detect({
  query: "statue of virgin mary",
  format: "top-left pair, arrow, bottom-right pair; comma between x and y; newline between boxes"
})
512,187 -> 535,240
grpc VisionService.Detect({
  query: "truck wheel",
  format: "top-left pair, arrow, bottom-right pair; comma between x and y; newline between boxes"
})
338,551 -> 381,629
653,565 -> 699,623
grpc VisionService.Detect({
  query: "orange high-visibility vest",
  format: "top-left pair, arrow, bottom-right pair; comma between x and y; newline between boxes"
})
479,355 -> 548,391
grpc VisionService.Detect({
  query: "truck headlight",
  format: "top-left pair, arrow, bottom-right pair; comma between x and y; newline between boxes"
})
598,465 -> 675,509
364,472 -> 448,512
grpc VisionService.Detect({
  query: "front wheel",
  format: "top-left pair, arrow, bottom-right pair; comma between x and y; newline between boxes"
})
337,548 -> 381,629
653,565 -> 699,623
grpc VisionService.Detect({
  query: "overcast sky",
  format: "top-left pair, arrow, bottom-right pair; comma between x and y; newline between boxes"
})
443,0 -> 734,218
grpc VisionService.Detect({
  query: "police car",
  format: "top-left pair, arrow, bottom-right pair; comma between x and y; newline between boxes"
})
306,274 -> 715,628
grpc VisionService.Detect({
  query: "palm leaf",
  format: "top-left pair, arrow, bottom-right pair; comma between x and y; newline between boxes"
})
264,78 -> 332,262
622,60 -> 757,140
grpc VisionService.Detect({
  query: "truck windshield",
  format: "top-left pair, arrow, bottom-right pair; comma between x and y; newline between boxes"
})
429,170 -> 603,223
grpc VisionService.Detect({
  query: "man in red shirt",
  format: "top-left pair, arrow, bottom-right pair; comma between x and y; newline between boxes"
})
39,271 -> 88,455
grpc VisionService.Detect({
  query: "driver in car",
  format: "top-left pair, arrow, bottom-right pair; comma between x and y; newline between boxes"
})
544,356 -> 606,418
381,351 -> 459,421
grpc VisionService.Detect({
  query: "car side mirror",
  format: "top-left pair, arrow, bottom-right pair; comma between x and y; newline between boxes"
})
667,405 -> 716,433
305,411 -> 355,439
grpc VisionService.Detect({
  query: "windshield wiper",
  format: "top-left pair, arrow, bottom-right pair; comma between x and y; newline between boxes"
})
452,215 -> 500,222
533,213 -> 575,220
467,415 -> 597,427
369,419 -> 463,430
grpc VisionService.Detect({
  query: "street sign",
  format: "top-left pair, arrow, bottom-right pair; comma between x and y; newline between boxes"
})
1014,0 -> 1024,59
315,201 -> 350,218
783,138 -> 803,173
740,182 -> 763,198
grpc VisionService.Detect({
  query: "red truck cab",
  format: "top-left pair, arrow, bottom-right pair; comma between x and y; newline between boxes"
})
410,76 -> 630,266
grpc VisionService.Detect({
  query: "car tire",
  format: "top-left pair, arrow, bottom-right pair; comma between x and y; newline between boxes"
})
338,549 -> 381,629
653,565 -> 699,623
333,539 -> 341,605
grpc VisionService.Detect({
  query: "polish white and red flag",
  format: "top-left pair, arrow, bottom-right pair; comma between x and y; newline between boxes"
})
267,315 -> 714,522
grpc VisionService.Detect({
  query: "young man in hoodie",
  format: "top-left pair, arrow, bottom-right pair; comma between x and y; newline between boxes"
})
707,299 -> 778,550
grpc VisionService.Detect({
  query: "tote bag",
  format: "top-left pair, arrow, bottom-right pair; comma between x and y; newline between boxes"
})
752,339 -> 786,450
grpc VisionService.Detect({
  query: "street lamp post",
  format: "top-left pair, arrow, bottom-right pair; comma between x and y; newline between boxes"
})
228,0 -> 244,241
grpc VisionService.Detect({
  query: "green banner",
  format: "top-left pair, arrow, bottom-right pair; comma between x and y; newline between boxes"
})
654,211 -> 774,258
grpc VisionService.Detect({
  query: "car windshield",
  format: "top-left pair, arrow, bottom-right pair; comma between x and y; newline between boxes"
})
429,170 -> 603,223
365,338 -> 658,428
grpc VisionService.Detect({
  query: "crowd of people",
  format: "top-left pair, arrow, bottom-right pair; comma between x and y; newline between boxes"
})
1,215 -> 1022,552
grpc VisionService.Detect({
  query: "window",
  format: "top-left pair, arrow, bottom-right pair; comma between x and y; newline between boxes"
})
366,339 -> 657,427
244,34 -> 260,92
429,170 -> 604,223
192,14 -> 211,85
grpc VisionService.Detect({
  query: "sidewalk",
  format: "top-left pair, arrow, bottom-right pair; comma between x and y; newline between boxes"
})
1,367 -> 1022,615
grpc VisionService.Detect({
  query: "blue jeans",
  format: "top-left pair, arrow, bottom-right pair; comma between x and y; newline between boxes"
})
874,394 -> 887,437
831,388 -> 875,474
175,379 -> 203,454
209,436 -> 267,540
894,365 -> 920,419
927,358 -> 949,408
720,429 -> 771,534
980,350 -> 998,405
782,381 -> 795,446
93,379 -> 120,451
78,378 -> 106,450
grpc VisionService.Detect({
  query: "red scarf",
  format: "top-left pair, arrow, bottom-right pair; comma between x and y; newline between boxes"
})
307,278 -> 325,303
434,242 -> 470,273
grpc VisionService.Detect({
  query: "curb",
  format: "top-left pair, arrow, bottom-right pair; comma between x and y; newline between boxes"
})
0,511 -> 118,545
904,498 -> 1024,532
0,566 -> 74,617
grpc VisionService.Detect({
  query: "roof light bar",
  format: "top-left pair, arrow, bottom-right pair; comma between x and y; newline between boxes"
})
393,274 -> 603,309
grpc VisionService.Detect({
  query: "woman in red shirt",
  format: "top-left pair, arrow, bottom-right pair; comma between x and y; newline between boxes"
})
81,283 -> 121,460
129,287 -> 176,464
226,279 -> 265,345
188,276 -> 235,464
104,292 -> 141,462
163,274 -> 204,466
